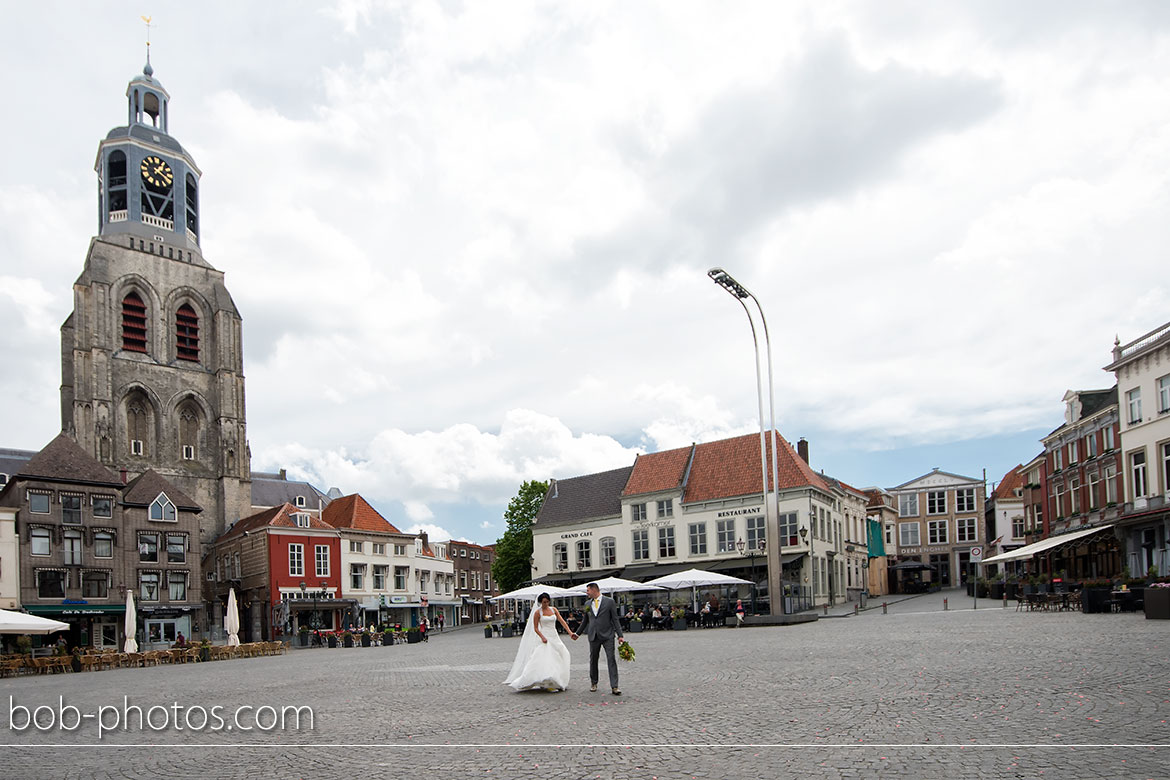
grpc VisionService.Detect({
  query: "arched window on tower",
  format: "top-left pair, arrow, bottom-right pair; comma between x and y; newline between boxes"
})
107,151 -> 128,218
184,174 -> 199,241
122,292 -> 148,353
176,304 -> 199,362
127,399 -> 149,457
178,404 -> 200,461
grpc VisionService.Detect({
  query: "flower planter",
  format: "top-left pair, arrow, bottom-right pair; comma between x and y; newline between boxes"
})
299,634 -> 309,647
361,634 -> 371,647
484,626 -> 493,639
1081,588 -> 1112,614
989,583 -> 1004,600
406,631 -> 421,644
672,618 -> 687,631
200,646 -> 211,662
1144,587 -> 1170,619
502,626 -> 514,638
1004,583 -> 1018,600
628,621 -> 643,633
71,655 -> 82,673
384,632 -> 396,646
327,635 -> 338,648
343,636 -> 355,648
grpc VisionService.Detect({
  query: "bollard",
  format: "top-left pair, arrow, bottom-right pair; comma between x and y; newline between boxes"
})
882,602 -> 887,614
943,597 -> 948,610
854,603 -> 859,615
823,604 -> 829,616
1003,594 -> 1008,609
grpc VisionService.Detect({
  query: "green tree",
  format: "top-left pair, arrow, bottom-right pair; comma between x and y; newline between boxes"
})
491,479 -> 549,593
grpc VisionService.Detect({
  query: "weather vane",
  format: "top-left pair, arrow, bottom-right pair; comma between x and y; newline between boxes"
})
141,15 -> 153,65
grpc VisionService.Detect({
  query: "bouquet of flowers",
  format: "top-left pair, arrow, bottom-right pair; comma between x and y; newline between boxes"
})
618,641 -> 635,662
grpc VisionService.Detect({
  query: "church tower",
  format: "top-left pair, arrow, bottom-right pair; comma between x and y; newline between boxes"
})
60,58 -> 251,543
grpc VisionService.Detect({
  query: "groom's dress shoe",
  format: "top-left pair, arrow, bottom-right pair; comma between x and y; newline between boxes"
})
590,684 -> 597,692
611,688 -> 622,696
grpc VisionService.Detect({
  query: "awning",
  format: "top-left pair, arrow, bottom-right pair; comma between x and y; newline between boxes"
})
24,604 -> 126,616
780,552 -> 807,565
982,524 -> 1116,564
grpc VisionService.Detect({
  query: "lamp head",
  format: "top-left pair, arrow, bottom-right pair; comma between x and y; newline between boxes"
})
799,526 -> 808,540
736,538 -> 745,554
707,267 -> 750,299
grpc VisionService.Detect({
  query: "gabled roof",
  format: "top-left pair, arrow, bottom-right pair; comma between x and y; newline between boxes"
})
216,502 -> 336,544
889,468 -> 982,491
320,494 -> 401,534
992,465 -> 1025,502
251,472 -> 330,510
535,466 -> 634,528
683,431 -> 830,503
123,469 -> 201,512
623,445 -> 693,496
16,433 -> 121,486
1045,387 -> 1118,437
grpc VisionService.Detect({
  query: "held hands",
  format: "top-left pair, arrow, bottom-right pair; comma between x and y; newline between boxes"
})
569,633 -> 578,641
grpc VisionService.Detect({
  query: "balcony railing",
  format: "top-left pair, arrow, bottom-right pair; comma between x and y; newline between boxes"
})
142,214 -> 174,231
108,210 -> 128,223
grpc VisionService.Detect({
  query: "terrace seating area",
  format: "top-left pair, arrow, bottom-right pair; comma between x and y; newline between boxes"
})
0,642 -> 287,676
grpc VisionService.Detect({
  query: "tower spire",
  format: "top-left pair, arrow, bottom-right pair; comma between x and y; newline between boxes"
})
140,15 -> 153,75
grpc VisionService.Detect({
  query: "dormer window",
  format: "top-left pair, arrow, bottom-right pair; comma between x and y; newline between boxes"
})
292,513 -> 310,528
295,496 -> 307,508
150,493 -> 176,522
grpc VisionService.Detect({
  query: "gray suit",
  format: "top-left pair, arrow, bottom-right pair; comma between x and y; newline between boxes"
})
577,594 -> 624,689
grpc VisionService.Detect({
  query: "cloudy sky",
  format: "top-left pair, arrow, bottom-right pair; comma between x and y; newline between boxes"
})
1,2 -> 1167,544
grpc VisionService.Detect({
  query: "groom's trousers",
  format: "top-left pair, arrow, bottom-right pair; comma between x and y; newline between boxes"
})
588,636 -> 619,689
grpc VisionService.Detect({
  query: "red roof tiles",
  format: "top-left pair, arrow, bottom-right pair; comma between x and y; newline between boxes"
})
217,502 -> 335,543
320,494 -> 402,534
622,446 -> 693,496
682,431 -> 830,503
993,465 -> 1025,501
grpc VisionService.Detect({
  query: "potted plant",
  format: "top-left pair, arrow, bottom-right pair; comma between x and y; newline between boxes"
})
342,630 -> 355,648
989,574 -> 1005,600
385,629 -> 397,646
1144,582 -> 1170,619
200,638 -> 212,662
71,647 -> 83,673
1081,579 -> 1113,613
501,623 -> 514,638
1004,575 -> 1019,601
975,578 -> 990,599
298,625 -> 310,647
327,632 -> 338,648
628,616 -> 643,633
670,605 -> 687,631
360,629 -> 372,647
406,628 -> 422,644
483,624 -> 493,639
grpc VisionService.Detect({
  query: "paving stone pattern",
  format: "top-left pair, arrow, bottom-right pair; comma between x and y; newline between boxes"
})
4,590 -> 1167,779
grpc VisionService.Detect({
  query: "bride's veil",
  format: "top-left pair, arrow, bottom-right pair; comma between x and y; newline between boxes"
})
503,604 -> 542,685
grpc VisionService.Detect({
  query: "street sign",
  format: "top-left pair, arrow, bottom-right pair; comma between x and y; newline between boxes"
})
970,546 -> 983,561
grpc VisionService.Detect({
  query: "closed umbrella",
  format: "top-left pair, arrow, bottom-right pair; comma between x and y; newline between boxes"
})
0,608 -> 69,635
123,590 -> 138,653
225,588 -> 240,647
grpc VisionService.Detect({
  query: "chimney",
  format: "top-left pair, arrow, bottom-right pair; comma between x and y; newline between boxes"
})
279,468 -> 287,480
420,531 -> 429,548
120,468 -> 127,485
797,438 -> 809,465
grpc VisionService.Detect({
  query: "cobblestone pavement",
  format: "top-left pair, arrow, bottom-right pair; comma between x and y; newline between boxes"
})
4,591 -> 1168,779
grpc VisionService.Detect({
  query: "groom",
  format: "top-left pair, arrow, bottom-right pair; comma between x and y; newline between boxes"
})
570,582 -> 625,695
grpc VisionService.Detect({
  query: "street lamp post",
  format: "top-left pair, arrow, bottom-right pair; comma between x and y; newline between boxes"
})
708,267 -> 783,615
737,537 -> 767,614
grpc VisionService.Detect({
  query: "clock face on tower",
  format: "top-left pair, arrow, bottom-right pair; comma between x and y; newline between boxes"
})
140,155 -> 174,191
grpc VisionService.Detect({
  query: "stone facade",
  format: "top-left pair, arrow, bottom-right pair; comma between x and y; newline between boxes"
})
60,62 -> 251,546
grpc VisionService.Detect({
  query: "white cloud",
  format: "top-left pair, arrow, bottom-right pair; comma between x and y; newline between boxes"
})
2,2 -> 1168,540
405,523 -> 454,542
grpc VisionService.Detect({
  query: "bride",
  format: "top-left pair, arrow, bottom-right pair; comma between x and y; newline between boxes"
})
503,593 -> 575,692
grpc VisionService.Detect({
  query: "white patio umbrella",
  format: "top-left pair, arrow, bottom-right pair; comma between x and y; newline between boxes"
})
489,584 -> 579,602
643,568 -> 753,611
566,576 -> 666,594
123,590 -> 138,653
225,588 -> 241,646
0,608 -> 69,635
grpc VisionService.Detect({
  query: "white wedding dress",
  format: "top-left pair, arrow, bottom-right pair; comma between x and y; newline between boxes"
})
503,611 -> 571,691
